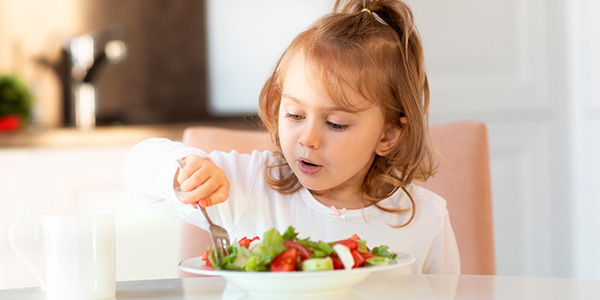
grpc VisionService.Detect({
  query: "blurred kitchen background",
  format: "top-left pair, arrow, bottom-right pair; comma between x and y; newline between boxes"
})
1,0 -> 599,290
1,0 -> 209,128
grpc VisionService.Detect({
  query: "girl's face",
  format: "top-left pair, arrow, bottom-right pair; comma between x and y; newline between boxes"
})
278,53 -> 400,201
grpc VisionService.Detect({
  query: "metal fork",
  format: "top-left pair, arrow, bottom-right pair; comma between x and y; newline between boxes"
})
175,159 -> 230,265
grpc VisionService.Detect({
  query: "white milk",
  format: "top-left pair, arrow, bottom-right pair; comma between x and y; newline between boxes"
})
10,210 -> 116,299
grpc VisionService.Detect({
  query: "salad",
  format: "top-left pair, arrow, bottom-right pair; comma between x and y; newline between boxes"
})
201,226 -> 397,272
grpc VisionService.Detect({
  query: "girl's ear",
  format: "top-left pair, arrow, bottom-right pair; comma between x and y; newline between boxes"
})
375,124 -> 403,156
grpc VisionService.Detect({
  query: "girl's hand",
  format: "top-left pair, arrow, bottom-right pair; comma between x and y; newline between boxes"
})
175,154 -> 230,207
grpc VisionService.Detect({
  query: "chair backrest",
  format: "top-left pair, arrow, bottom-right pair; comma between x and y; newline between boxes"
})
418,121 -> 495,275
180,121 -> 495,275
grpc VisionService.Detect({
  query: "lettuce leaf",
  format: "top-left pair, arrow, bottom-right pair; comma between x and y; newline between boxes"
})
369,245 -> 397,259
282,226 -> 298,241
296,238 -> 334,258
242,227 -> 286,271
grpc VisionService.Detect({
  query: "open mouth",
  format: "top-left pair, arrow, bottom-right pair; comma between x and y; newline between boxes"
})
301,160 -> 319,167
298,159 -> 323,175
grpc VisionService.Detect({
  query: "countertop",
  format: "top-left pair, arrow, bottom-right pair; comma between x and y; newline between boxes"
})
2,274 -> 600,300
0,117 -> 262,149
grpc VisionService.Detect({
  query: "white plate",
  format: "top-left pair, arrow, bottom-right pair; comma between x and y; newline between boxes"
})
179,252 -> 415,297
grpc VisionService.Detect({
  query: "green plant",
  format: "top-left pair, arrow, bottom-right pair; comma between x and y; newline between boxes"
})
0,74 -> 33,121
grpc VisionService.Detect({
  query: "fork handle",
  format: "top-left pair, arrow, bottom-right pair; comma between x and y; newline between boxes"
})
175,159 -> 216,226
199,206 -> 214,225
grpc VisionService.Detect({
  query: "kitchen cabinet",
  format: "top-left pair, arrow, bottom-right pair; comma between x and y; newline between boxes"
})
1,121 -> 256,289
0,127 -> 189,289
0,146 -> 183,289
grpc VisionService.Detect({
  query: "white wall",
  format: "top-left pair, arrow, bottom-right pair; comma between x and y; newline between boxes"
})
205,0 -> 600,279
567,0 -> 600,280
409,0 -> 573,278
205,0 -> 336,115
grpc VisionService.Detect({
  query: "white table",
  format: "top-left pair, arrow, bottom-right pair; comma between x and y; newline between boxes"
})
1,273 -> 599,299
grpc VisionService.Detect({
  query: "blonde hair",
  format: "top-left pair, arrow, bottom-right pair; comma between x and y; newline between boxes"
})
258,0 -> 435,227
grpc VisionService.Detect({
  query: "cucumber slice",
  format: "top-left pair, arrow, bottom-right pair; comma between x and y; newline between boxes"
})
249,240 -> 263,254
357,240 -> 368,253
300,257 -> 334,271
366,256 -> 389,266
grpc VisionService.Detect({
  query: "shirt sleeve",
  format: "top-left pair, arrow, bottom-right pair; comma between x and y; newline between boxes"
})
122,138 -> 208,225
122,138 -> 274,233
422,209 -> 461,274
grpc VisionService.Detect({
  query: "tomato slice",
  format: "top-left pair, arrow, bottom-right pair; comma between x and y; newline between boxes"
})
238,236 -> 260,249
351,250 -> 366,268
334,239 -> 358,251
283,240 -> 313,262
270,248 -> 298,272
329,254 -> 344,270
348,233 -> 362,241
201,250 -> 213,268
360,251 -> 377,260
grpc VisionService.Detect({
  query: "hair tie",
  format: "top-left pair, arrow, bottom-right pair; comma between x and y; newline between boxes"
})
363,8 -> 389,27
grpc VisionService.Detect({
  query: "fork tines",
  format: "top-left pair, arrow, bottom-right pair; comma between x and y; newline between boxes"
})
209,227 -> 230,265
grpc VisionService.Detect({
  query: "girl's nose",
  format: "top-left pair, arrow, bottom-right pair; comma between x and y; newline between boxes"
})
298,123 -> 321,149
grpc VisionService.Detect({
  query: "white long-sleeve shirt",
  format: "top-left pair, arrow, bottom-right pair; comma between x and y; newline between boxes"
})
122,138 -> 460,274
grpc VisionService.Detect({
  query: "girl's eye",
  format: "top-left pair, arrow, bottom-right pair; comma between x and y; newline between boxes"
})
327,121 -> 349,131
285,113 -> 304,121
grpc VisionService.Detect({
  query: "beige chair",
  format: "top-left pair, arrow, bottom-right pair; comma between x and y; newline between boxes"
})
180,121 -> 495,275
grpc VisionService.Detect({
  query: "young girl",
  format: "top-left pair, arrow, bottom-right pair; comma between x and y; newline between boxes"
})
123,0 -> 460,274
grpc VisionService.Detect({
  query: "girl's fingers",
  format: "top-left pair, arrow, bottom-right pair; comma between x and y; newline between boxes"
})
179,160 -> 213,191
183,161 -> 227,188
187,176 -> 229,206
176,161 -> 190,184
177,155 -> 204,183
208,183 -> 230,205
175,155 -> 229,206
